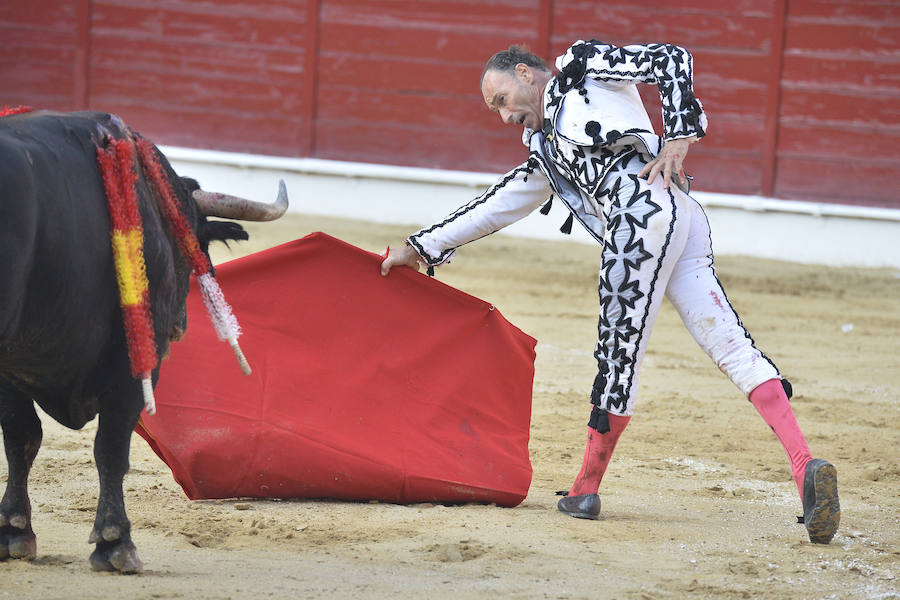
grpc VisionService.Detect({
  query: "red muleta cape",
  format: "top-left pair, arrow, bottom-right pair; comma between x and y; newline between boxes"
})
136,232 -> 536,506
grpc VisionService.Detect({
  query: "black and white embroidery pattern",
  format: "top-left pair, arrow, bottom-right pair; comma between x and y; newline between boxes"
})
552,133 -> 648,198
562,144 -> 618,196
553,40 -> 707,141
408,158 -> 541,266
589,155 -> 671,414
536,39 -> 706,209
527,134 -> 606,245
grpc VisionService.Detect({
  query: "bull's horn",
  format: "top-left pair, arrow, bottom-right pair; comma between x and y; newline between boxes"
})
192,179 -> 289,221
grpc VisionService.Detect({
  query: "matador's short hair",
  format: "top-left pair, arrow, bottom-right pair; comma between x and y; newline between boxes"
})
481,44 -> 551,83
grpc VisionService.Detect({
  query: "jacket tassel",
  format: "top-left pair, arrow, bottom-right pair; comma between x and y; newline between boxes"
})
560,212 -> 574,235
539,195 -> 553,215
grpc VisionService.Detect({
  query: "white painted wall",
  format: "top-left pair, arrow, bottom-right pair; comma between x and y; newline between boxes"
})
162,146 -> 900,269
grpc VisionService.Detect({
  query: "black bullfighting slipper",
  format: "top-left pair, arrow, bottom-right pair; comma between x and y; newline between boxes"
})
799,458 -> 840,544
557,493 -> 601,520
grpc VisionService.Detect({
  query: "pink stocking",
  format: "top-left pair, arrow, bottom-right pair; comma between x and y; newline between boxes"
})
749,378 -> 812,496
568,414 -> 631,496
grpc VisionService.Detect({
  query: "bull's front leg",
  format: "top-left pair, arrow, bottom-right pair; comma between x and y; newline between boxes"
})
0,388 -> 41,561
89,387 -> 143,573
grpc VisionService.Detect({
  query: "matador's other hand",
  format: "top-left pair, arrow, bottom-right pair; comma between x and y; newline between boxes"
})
639,135 -> 698,189
380,243 -> 423,276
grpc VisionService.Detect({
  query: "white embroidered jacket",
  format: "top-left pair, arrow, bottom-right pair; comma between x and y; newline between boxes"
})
408,40 -> 708,267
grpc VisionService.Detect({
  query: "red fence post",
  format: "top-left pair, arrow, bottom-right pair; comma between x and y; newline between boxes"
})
539,0 -> 554,61
761,0 -> 788,198
300,0 -> 322,157
74,0 -> 93,110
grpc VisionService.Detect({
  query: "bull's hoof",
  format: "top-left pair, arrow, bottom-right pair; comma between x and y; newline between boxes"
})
0,525 -> 37,561
90,540 -> 143,574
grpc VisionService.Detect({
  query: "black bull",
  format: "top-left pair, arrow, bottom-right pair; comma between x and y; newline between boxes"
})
0,110 -> 287,572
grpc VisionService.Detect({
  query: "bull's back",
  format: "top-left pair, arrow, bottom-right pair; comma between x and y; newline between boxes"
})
0,112 -> 124,402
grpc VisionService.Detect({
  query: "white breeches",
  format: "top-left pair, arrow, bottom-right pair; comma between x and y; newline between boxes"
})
590,153 -> 780,417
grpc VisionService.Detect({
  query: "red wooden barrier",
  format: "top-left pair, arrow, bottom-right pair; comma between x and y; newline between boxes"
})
1,0 -> 897,207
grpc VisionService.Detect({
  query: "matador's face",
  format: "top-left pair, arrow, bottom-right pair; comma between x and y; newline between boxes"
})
481,64 -> 546,131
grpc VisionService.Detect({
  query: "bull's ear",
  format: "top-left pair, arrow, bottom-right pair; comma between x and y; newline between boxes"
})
199,220 -> 249,245
179,177 -> 201,193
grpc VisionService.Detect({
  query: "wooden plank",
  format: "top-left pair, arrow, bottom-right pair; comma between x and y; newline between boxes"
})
688,50 -> 772,85
0,0 -> 76,26
88,36 -> 304,77
552,0 -> 776,18
787,0 -> 900,22
322,0 -> 540,30
318,21 -> 538,64
778,86 -> 900,124
683,116 -> 766,152
314,120 -> 526,172
550,3 -> 775,51
774,156 -> 898,207
315,86 -> 491,130
677,151 -> 765,196
778,120 -> 900,158
90,66 -> 305,114
0,29 -> 77,63
96,103 -> 305,158
0,63 -> 76,108
317,54 -> 483,96
784,19 -> 900,54
88,45 -> 305,93
91,2 -> 306,49
782,54 -> 900,90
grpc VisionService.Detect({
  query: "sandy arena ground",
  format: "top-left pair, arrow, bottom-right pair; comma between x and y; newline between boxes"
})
2,213 -> 898,599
